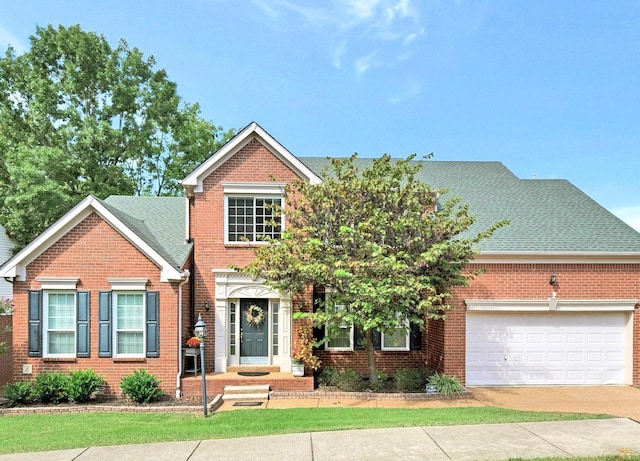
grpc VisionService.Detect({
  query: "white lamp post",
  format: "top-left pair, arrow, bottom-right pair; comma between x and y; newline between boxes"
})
194,313 -> 208,417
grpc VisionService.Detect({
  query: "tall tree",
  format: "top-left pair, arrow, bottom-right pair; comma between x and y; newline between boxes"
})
243,154 -> 507,382
0,24 -> 232,248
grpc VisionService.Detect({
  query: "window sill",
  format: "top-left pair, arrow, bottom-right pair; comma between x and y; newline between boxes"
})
43,357 -> 77,363
113,357 -> 147,363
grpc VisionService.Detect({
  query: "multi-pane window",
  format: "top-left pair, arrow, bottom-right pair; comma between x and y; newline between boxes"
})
45,292 -> 75,356
115,292 -> 145,356
227,197 -> 282,242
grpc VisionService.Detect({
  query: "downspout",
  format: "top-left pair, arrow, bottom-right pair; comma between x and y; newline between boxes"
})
176,273 -> 189,398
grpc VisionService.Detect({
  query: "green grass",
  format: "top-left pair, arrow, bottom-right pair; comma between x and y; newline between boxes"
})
511,457 -> 640,461
0,406 -> 607,455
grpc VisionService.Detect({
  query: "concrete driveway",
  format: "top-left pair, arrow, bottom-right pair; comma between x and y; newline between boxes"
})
471,386 -> 640,422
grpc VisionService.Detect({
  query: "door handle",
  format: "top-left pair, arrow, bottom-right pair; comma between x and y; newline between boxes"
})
240,328 -> 243,342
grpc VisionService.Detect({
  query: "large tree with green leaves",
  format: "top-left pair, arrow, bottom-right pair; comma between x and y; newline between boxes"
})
0,24 -> 233,248
243,154 -> 507,382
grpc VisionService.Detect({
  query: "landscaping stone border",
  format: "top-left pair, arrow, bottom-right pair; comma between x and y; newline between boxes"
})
270,389 -> 474,401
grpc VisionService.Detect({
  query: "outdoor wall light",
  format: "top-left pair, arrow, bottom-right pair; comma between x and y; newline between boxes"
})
203,300 -> 210,312
549,273 -> 557,286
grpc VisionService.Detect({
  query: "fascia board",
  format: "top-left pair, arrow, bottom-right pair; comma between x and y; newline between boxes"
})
473,251 -> 640,264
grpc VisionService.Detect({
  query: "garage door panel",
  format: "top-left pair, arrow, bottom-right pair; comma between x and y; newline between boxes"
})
466,312 -> 628,386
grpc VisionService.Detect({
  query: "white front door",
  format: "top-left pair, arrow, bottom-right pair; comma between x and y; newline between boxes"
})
466,311 -> 629,386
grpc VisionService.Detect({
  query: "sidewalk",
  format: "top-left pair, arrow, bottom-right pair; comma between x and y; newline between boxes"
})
1,418 -> 639,461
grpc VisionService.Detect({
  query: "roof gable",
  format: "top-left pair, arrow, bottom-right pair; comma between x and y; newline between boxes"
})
0,195 -> 189,282
181,122 -> 321,194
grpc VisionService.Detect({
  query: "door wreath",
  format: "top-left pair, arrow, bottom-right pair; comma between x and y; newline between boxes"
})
246,304 -> 265,327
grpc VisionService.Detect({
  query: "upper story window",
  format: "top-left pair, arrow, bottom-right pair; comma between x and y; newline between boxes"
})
223,183 -> 286,244
227,197 -> 282,242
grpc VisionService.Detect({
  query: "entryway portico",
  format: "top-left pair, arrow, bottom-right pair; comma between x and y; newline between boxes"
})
212,270 -> 293,373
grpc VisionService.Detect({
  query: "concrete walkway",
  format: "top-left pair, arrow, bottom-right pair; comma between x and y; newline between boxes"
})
1,418 -> 639,461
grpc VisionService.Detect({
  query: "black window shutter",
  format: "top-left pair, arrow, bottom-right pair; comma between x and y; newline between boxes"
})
98,291 -> 112,357
409,322 -> 422,351
356,329 -> 381,350
28,290 -> 42,357
76,291 -> 90,357
312,290 -> 325,347
146,291 -> 159,358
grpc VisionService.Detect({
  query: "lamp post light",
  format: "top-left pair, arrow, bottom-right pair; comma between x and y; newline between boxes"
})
194,313 -> 208,417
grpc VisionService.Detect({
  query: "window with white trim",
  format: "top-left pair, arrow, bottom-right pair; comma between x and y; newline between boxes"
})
114,292 -> 145,356
226,196 -> 282,243
44,291 -> 76,357
325,304 -> 354,350
381,323 -> 410,351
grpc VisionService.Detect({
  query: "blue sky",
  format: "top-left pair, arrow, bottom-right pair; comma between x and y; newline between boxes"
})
2,1 -> 639,230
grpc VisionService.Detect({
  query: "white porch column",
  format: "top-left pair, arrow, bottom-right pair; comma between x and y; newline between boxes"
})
279,298 -> 292,372
214,272 -> 228,372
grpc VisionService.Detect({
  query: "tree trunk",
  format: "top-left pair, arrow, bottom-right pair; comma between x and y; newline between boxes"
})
366,329 -> 377,383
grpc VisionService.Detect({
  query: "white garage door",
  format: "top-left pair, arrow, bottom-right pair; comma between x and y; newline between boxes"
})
466,312 -> 629,386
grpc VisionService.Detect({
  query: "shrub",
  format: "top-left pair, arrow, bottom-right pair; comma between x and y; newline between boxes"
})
393,367 -> 431,393
336,369 -> 364,392
318,367 -> 340,388
67,370 -> 105,403
369,371 -> 389,393
33,371 -> 70,404
428,372 -> 464,396
120,369 -> 164,404
3,381 -> 34,405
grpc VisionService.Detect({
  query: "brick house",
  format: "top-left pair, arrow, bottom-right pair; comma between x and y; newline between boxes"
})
1,122 -> 639,398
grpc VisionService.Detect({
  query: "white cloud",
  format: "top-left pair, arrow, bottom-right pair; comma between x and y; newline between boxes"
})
611,205 -> 640,232
354,51 -> 381,75
388,81 -> 422,104
252,0 -> 424,75
0,26 -> 27,54
331,41 -> 347,69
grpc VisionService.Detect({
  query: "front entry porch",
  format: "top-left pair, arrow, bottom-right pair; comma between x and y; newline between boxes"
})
180,366 -> 314,398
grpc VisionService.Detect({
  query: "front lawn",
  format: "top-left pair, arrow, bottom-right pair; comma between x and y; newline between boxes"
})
0,406 -> 607,454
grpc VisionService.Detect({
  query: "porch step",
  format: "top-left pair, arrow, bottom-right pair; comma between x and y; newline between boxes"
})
227,365 -> 280,373
222,384 -> 270,401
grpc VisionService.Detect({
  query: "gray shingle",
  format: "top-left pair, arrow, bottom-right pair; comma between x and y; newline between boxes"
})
299,157 -> 640,253
101,196 -> 192,269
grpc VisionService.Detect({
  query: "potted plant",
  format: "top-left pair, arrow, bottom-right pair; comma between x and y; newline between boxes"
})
291,323 -> 321,377
184,336 -> 200,353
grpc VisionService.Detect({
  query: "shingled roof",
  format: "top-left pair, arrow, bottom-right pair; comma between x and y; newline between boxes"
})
101,196 -> 192,268
299,158 -> 640,254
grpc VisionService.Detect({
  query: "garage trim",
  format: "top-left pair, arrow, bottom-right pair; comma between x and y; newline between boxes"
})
466,299 -> 637,312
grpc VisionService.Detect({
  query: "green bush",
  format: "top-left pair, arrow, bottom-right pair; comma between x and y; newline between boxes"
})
33,371 -> 70,404
336,369 -> 364,392
393,367 -> 432,392
428,372 -> 464,396
120,369 -> 164,404
67,370 -> 105,403
2,381 -> 34,405
369,371 -> 389,392
318,367 -> 340,387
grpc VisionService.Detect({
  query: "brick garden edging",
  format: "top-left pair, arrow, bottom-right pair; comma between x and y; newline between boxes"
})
0,404 -> 203,416
0,389 -> 473,416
